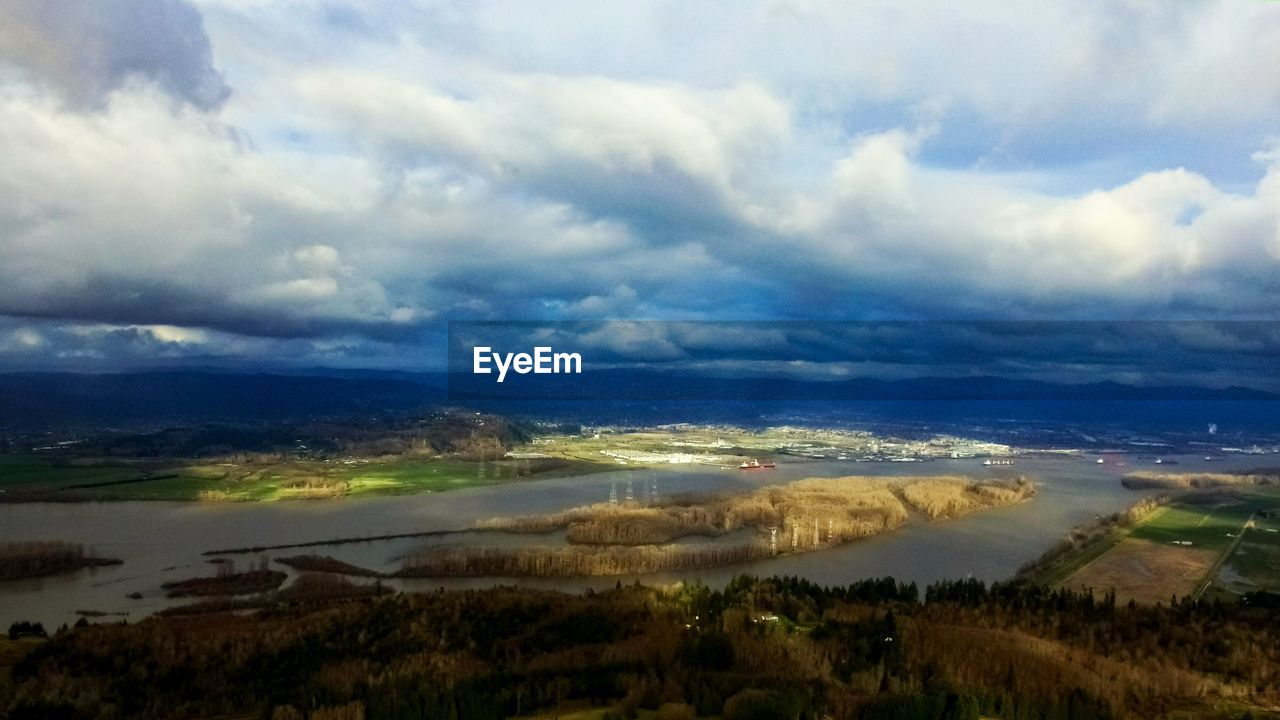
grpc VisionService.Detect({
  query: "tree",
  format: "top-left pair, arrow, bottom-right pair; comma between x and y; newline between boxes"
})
7,621 -> 46,641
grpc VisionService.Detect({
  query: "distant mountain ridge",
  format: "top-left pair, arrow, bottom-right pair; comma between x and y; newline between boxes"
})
447,368 -> 1280,402
0,370 -> 444,425
0,369 -> 1274,428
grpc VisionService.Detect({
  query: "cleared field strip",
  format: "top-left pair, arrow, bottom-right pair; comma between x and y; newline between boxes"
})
1035,506 -> 1170,587
1060,498 -> 1260,604
1065,539 -> 1217,605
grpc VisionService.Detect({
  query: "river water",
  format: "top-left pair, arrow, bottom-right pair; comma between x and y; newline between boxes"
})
0,453 -> 1271,628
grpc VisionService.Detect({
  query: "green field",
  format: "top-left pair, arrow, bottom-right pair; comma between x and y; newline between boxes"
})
1129,501 -> 1255,553
0,426 -> 764,502
1040,488 -> 1280,603
1211,489 -> 1280,596
0,454 -> 612,503
0,455 -> 145,489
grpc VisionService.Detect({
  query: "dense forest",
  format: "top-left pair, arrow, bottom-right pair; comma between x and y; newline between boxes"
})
3,575 -> 1278,720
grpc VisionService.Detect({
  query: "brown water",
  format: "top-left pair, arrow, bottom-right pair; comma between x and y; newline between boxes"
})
0,454 -> 1269,628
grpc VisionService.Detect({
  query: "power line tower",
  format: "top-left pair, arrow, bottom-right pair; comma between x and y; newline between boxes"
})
609,483 -> 618,504
625,480 -> 634,502
769,526 -> 777,556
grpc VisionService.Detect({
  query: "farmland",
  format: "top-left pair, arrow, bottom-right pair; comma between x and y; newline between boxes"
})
1211,492 -> 1280,597
1054,487 -> 1280,604
0,453 -> 608,502
0,421 -> 1020,503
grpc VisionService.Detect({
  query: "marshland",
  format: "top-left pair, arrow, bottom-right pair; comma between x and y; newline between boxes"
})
405,475 -> 1037,577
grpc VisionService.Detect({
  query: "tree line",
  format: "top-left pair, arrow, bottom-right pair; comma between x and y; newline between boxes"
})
3,575 -> 1277,720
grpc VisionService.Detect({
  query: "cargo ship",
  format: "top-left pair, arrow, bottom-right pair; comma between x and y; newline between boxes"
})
738,458 -> 776,470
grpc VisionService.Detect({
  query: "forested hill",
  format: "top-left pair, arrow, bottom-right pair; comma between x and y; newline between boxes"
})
4,575 -> 1279,720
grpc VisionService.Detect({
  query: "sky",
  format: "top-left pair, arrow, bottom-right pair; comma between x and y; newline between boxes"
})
0,0 -> 1279,377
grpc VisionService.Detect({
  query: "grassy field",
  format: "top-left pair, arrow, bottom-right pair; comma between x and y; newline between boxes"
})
0,454 -> 612,502
1129,501 -> 1256,549
1031,510 -> 1161,587
1210,489 -> 1280,597
1058,488 -> 1280,604
1065,540 -> 1218,605
0,455 -> 145,489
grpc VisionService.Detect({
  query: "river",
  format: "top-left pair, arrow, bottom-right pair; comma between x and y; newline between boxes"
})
0,453 -> 1271,628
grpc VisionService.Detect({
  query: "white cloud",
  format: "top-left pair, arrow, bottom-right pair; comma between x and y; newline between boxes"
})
0,327 -> 45,353
778,125 -> 1280,315
217,0 -> 1280,131
292,244 -> 342,274
295,69 -> 791,213
3,0 -> 1280,369
568,285 -> 639,319
137,325 -> 210,344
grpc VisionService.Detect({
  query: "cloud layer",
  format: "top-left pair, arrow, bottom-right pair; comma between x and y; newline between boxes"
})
1,0 -> 1278,371
0,0 -> 229,109
448,321 -> 1280,393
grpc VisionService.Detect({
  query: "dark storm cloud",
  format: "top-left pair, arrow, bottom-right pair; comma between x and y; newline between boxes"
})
449,321 -> 1280,392
0,0 -> 229,109
3,274 -> 423,343
0,316 -> 444,372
